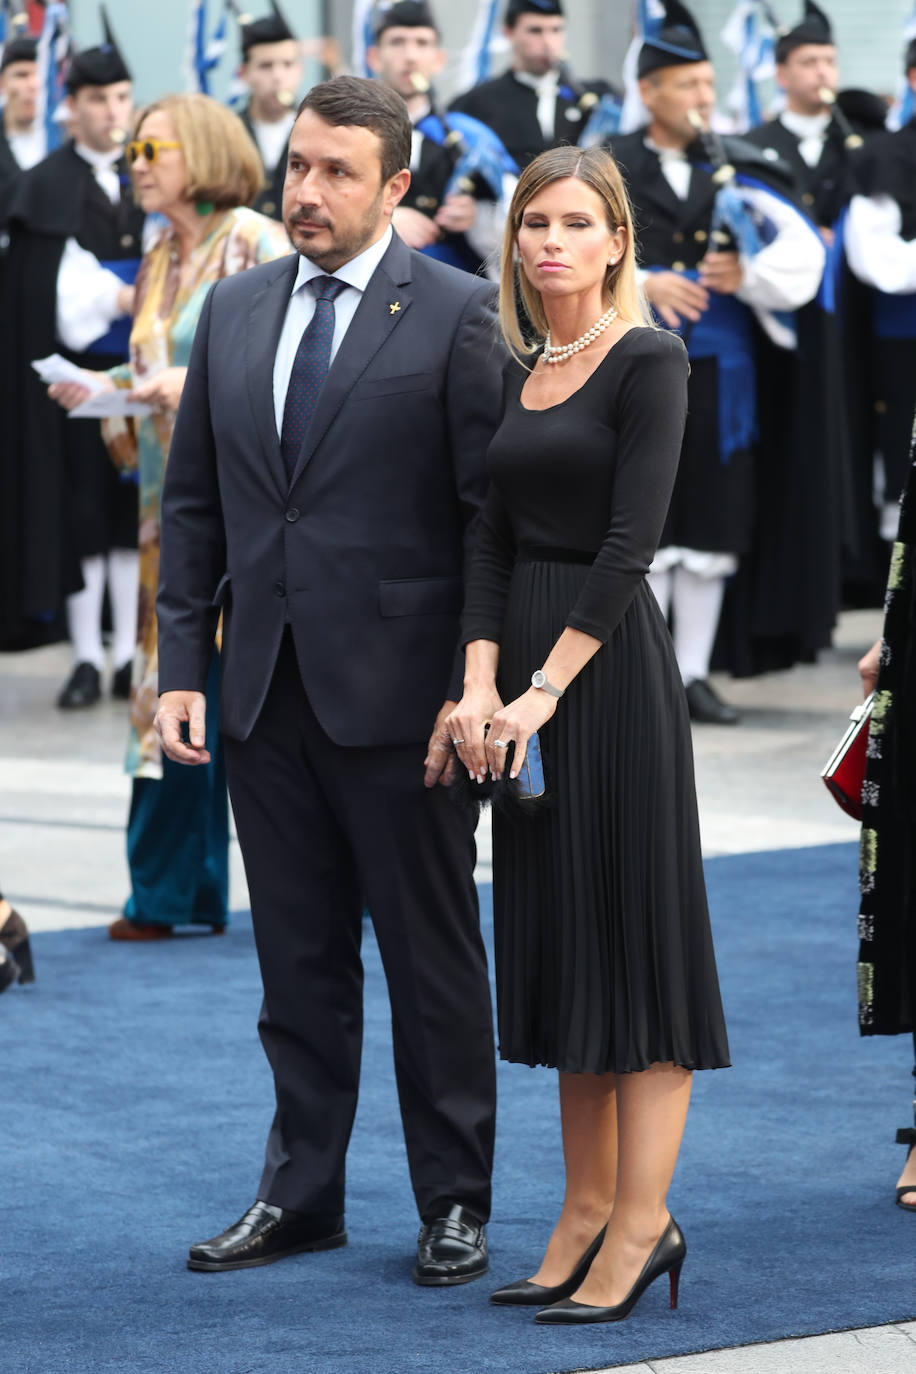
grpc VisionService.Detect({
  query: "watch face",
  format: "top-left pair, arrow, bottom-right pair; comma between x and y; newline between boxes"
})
531,670 -> 546,689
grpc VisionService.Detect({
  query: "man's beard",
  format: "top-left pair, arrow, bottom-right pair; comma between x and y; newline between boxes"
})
287,184 -> 387,272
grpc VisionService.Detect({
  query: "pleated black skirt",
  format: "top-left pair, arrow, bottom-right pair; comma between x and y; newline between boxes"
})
493,555 -> 731,1075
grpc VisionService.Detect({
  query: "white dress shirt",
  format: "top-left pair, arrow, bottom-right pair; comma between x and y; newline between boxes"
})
846,194 -> 916,295
55,143 -> 132,352
515,69 -> 559,142
644,136 -> 693,201
7,123 -> 46,170
779,109 -> 831,169
272,224 -> 393,436
252,112 -> 295,174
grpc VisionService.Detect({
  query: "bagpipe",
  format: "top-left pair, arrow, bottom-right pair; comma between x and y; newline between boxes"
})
557,61 -> 621,149
410,71 -> 517,202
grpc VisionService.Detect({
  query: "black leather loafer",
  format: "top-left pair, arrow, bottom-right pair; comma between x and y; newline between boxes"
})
413,1203 -> 488,1286
57,662 -> 101,710
187,1200 -> 347,1271
685,678 -> 739,726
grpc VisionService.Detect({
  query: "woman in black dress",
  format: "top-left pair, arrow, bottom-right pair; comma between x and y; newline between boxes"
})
446,145 -> 730,1325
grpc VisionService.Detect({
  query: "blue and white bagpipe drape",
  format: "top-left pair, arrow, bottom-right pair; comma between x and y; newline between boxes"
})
34,1 -> 70,155
414,110 -> 518,200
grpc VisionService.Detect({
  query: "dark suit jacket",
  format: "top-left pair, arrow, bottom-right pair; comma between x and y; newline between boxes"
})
157,231 -> 505,747
450,69 -> 616,171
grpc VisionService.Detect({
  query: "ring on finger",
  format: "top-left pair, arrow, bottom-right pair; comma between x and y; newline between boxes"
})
493,738 -> 509,749
451,737 -> 465,746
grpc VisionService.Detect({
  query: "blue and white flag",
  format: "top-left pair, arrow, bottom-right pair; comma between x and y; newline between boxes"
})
720,1 -> 777,133
185,0 -> 229,95
888,2 -> 916,130
351,0 -> 376,78
619,0 -> 665,134
455,0 -> 505,92
35,2 -> 69,154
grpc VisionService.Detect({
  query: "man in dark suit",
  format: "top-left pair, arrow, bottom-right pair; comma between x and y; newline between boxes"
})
235,1 -> 304,221
155,75 -> 500,1286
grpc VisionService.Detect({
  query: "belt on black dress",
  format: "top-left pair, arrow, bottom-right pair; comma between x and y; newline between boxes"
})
516,544 -> 598,565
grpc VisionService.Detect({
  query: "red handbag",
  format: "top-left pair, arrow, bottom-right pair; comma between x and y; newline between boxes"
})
821,693 -> 875,820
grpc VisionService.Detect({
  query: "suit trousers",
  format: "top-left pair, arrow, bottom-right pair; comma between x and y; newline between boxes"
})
223,631 -> 496,1223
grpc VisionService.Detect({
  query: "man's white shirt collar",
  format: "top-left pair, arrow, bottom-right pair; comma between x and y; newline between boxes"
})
292,224 -> 394,299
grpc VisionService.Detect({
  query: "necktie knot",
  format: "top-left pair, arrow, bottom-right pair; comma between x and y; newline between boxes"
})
310,275 -> 347,303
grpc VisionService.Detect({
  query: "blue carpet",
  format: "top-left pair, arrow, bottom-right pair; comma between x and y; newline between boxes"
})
3,842 -> 915,1374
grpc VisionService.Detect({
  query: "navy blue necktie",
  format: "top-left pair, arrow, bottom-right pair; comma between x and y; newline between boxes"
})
280,275 -> 348,484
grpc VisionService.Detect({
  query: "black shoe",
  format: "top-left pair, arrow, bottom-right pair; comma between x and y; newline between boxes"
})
57,662 -> 101,710
895,1130 -> 916,1211
413,1203 -> 488,1286
111,661 -> 133,699
0,908 -> 35,984
187,1201 -> 347,1271
490,1226 -> 606,1305
0,947 -> 20,994
534,1216 -> 686,1324
685,678 -> 739,725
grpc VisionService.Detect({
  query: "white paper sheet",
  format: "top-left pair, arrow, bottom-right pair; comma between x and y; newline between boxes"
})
31,352 -> 109,393
68,391 -> 152,420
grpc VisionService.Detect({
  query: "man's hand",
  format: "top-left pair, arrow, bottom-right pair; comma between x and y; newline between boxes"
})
392,205 -> 442,250
642,270 -> 709,328
697,249 -> 743,295
130,366 -> 188,413
154,689 -> 211,765
858,639 -> 881,698
435,193 -> 477,235
424,699 -> 461,789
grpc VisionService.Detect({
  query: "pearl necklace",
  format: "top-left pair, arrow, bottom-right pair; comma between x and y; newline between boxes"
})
542,304 -> 619,365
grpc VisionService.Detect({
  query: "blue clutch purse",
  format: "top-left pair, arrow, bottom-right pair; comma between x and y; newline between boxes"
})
515,731 -> 546,800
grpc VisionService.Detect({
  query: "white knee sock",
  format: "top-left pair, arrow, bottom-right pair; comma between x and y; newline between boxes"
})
671,567 -> 726,686
65,555 -> 106,670
107,548 -> 139,669
647,567 -> 673,620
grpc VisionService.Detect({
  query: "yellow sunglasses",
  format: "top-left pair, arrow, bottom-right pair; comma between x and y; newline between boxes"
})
126,138 -> 181,166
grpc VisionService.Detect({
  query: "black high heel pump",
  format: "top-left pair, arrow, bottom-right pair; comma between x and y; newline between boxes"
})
0,908 -> 35,984
490,1226 -> 607,1306
534,1216 -> 686,1324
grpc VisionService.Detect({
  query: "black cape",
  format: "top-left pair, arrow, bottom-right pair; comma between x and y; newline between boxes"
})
746,104 -> 888,604
0,142 -> 143,649
450,68 -> 617,171
609,128 -> 844,675
846,120 -> 916,528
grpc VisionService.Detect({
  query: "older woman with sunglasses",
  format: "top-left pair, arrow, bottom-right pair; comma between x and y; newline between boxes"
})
50,93 -> 290,940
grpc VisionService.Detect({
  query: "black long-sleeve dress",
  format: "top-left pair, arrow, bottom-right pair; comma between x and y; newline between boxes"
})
461,327 -> 730,1074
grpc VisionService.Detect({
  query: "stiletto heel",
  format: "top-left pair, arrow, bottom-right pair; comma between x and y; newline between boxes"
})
534,1216 -> 687,1325
669,1258 -> 683,1309
0,908 -> 34,984
490,1226 -> 607,1306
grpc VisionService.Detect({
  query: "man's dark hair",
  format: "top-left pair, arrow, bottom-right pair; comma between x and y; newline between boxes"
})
297,76 -> 411,185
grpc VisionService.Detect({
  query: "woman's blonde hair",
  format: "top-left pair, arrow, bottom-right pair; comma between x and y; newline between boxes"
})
133,93 -> 266,210
498,144 -> 653,363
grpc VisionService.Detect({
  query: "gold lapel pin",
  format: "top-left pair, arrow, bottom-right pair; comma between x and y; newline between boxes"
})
389,301 -> 401,315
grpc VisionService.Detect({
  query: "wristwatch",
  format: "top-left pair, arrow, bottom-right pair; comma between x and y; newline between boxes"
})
531,669 -> 564,699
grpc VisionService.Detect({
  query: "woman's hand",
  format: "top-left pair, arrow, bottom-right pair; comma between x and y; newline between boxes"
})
486,686 -> 557,781
48,371 -> 114,411
445,685 -> 504,783
858,639 -> 882,697
130,366 -> 188,412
